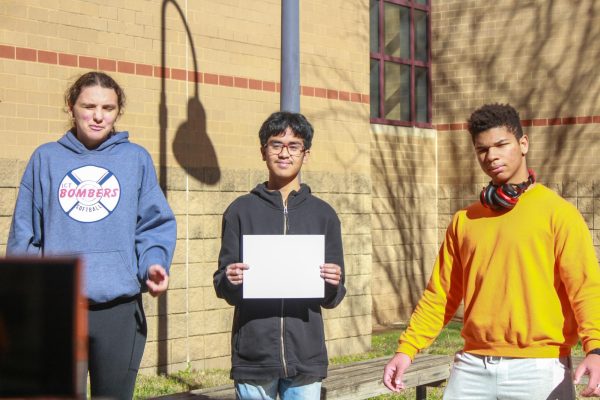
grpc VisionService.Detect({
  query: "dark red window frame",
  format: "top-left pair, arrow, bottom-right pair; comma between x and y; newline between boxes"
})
370,0 -> 432,128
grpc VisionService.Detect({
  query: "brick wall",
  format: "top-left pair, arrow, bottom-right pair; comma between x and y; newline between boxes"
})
370,125 -> 437,326
367,0 -> 600,328
0,0 -> 372,374
432,0 -> 600,125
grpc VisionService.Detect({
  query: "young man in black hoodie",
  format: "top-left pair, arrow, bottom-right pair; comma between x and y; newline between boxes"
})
214,111 -> 346,399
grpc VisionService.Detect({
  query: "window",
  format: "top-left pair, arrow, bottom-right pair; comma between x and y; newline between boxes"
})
370,0 -> 431,126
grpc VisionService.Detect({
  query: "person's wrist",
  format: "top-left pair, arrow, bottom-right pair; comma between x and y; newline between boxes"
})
587,348 -> 600,356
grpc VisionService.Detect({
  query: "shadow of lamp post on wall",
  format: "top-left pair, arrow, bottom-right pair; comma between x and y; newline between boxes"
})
160,0 -> 220,191
158,0 -> 221,374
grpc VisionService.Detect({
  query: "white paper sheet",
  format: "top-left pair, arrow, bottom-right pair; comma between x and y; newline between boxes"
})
242,235 -> 325,299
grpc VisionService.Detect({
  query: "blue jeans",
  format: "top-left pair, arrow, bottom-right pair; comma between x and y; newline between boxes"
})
235,375 -> 322,400
443,351 -> 575,400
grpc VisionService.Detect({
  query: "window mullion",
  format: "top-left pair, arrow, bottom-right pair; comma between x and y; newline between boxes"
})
427,0 -> 432,122
379,0 -> 385,119
410,4 -> 415,123
370,0 -> 431,126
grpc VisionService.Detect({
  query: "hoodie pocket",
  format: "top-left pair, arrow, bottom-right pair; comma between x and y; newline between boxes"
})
234,301 -> 281,365
76,250 -> 140,302
286,303 -> 326,364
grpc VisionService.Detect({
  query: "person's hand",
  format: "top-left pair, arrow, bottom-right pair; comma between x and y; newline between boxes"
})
226,263 -> 249,285
146,264 -> 169,297
320,263 -> 342,286
383,352 -> 412,392
574,353 -> 600,397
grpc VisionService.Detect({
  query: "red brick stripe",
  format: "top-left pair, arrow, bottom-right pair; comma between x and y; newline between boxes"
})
171,68 -> 187,81
549,118 -> 561,126
234,77 -> 248,88
5,44 -> 600,118
301,86 -> 315,96
117,61 -> 135,74
136,63 -> 153,76
219,75 -> 234,87
0,45 -> 15,59
59,53 -> 77,67
154,66 -> 170,78
577,116 -> 593,124
263,81 -> 276,92
99,59 -> 116,72
1,44 -> 367,104
79,56 -> 97,69
437,115 -> 600,131
38,50 -> 57,64
249,79 -> 262,90
16,47 -> 36,61
189,71 -> 202,83
315,88 -> 326,98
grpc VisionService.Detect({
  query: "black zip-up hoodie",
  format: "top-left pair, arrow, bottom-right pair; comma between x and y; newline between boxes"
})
214,183 -> 346,380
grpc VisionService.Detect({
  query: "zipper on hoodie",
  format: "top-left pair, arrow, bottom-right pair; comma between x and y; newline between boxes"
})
280,200 -> 289,377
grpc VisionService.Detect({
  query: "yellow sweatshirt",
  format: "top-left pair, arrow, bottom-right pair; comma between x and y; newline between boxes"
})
397,184 -> 600,359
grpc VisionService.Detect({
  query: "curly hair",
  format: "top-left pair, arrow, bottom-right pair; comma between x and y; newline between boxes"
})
467,103 -> 523,140
258,111 -> 314,150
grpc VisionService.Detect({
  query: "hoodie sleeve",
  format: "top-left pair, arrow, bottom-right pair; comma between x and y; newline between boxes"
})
321,210 -> 346,308
135,153 -> 176,282
7,156 -> 43,256
213,207 -> 243,306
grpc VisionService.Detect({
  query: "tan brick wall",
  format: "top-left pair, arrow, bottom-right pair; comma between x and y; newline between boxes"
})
432,0 -> 600,124
0,0 -> 372,375
370,125 -> 438,326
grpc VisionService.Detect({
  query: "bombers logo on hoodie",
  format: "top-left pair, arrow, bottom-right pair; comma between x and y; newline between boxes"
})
58,165 -> 121,223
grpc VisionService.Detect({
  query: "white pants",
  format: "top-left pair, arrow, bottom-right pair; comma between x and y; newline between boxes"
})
443,351 -> 575,400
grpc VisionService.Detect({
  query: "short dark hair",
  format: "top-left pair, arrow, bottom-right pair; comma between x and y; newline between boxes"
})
258,111 -> 314,150
65,71 -> 126,113
467,103 -> 523,140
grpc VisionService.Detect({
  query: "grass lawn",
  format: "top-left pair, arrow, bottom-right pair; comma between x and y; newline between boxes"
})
134,367 -> 232,398
132,321 -> 589,399
132,322 -> 463,399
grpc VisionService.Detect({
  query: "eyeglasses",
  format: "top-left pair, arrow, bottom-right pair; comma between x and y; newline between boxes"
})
264,141 -> 306,156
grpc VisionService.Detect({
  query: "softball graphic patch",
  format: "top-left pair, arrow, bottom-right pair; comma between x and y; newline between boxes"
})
58,165 -> 121,222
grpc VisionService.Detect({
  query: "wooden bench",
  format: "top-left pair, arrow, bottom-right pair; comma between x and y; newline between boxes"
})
155,353 -> 453,400
319,353 -> 452,400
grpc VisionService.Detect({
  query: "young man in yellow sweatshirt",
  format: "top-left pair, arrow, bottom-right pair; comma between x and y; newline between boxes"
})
383,103 -> 600,399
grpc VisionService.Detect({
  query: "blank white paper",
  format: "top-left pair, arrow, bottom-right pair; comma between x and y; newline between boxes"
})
242,235 -> 325,299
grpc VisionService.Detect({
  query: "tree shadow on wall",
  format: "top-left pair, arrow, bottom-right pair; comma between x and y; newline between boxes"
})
296,5 -> 432,327
371,130 -> 437,324
366,1 -> 600,325
434,0 -> 600,183
160,0 -> 220,191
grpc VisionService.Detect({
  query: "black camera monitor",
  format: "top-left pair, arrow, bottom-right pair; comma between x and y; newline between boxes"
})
0,257 -> 87,398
